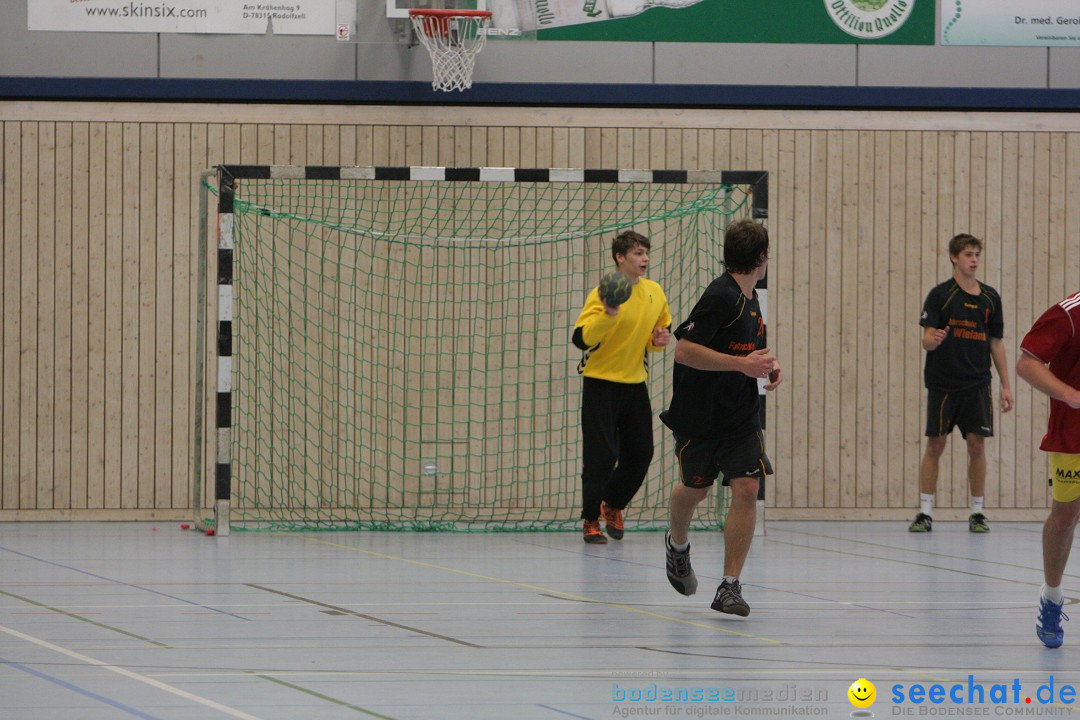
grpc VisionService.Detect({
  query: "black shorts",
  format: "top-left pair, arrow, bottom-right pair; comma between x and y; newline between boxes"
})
925,385 -> 993,439
672,431 -> 773,489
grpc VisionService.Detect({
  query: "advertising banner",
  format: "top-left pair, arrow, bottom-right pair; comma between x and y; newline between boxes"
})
533,0 -> 933,44
28,1 -> 335,35
942,0 -> 1080,46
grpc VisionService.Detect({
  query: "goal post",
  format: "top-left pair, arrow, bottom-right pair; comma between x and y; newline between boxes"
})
194,165 -> 768,533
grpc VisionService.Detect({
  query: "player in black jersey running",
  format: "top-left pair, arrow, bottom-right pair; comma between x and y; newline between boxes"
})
909,234 -> 1014,534
660,220 -> 783,616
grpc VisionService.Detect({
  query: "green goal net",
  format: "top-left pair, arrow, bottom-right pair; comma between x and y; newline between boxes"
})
206,167 -> 759,531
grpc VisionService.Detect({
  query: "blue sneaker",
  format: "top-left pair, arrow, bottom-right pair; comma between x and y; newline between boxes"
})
1036,596 -> 1069,649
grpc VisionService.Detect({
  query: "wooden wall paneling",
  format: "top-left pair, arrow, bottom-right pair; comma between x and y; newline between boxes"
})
223,123 -> 241,165
870,131 -> 890,509
53,122 -> 73,510
584,128 -> 601,169
102,122 -> 123,509
712,128 -> 731,170
1069,135 -> 1080,293
806,129 -> 827,508
631,128 -> 648,170
839,130 -> 860,509
535,126 -> 553,168
665,129 -> 681,169
240,124 -> 257,167
567,127 -> 585,168
336,124 -> 356,166
121,122 -> 141,510
772,129 -> 796,510
593,127 -> 613,168
70,122 -> 90,510
353,125 -> 372,167
139,123 -> 160,510
551,126 -> 569,168
373,125 -> 391,166
170,123 -> 192,509
18,122 -> 39,509
823,130 -> 843,510
696,129 -> 714,174
471,126 -> 489,167
457,125 -> 474,167
192,123 -> 214,513
520,126 -> 537,167
86,122 -> 107,509
983,131 -> 1004,509
886,130 -> 907,508
404,125 -> 421,165
646,128 -> 663,170
998,132 -> 1020,511
1014,132 -> 1036,510
855,130 -> 875,508
290,123 -> 308,165
902,131 -> 924,512
155,124 -> 176,508
255,124 -> 273,165
502,126 -> 520,167
486,126 -> 504,167
730,129 -> 747,171
323,124 -> 340,165
680,129 -> 698,171
790,129 -> 811,509
37,122 -> 56,510
0,123 -> 7,509
418,125 -> 437,166
616,128 -> 633,168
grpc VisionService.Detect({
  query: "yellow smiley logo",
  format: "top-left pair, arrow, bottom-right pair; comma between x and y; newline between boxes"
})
847,678 -> 876,709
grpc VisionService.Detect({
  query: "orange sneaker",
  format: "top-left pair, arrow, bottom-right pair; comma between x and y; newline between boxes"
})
601,502 -> 624,540
583,519 -> 607,544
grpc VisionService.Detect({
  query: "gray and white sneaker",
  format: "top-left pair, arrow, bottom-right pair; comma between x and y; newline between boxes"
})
665,532 -> 697,596
711,578 -> 750,616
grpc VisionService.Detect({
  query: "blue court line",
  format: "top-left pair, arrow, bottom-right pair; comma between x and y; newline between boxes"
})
538,703 -> 594,720
0,656 -> 163,720
0,544 -> 250,620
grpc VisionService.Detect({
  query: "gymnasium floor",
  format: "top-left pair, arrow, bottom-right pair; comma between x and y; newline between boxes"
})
1,520 -> 1077,719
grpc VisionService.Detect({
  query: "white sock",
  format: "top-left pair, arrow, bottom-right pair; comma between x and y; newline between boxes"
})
1042,584 -> 1065,604
971,496 -> 984,514
667,535 -> 689,552
920,493 -> 934,517
723,575 -> 739,585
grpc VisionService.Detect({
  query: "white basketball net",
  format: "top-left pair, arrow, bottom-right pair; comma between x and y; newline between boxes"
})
410,12 -> 490,92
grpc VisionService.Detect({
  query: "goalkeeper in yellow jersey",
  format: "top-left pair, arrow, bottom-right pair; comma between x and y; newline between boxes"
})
572,231 -> 672,544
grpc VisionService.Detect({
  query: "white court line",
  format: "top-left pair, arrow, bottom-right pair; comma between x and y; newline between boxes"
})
0,622 -> 263,720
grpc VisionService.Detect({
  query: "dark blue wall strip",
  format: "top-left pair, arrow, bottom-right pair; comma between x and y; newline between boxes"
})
4,77 -> 1080,110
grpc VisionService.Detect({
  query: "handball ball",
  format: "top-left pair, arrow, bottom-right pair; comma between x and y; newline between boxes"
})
598,271 -> 633,307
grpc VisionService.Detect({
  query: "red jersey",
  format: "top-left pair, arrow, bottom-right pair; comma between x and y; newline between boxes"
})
1020,291 -> 1080,453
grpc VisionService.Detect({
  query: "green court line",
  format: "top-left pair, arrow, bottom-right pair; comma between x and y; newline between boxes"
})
254,674 -> 400,719
0,589 -> 172,648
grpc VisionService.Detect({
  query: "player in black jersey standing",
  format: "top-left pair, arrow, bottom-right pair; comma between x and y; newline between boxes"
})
660,219 -> 782,616
909,233 -> 1014,534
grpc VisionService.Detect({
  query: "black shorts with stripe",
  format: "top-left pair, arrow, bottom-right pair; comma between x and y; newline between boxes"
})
672,430 -> 774,489
925,384 -> 994,439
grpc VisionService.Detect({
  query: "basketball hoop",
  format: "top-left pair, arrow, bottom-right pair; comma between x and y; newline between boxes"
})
409,9 -> 492,92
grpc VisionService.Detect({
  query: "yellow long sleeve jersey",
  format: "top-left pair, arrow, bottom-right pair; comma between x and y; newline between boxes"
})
572,277 -> 672,384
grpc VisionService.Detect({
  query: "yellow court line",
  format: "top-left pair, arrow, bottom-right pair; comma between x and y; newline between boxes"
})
289,535 -> 783,645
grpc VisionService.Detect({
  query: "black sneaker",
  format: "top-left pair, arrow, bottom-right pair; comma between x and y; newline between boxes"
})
664,532 -> 697,596
969,513 -> 989,533
908,513 -> 932,533
711,578 -> 750,616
